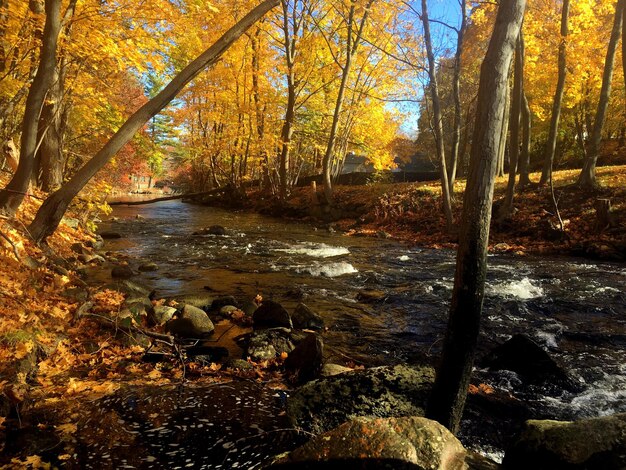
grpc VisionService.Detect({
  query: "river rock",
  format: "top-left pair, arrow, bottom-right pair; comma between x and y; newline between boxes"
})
219,305 -> 239,316
502,413 -> 626,469
291,303 -> 324,330
270,416 -> 468,470
241,301 -> 258,316
321,363 -> 354,377
174,293 -> 214,310
166,305 -> 214,337
194,225 -> 227,236
284,334 -> 323,383
287,365 -> 435,434
253,300 -> 293,329
151,305 -> 177,325
482,334 -> 577,391
85,235 -> 104,250
71,242 -> 88,254
357,288 -> 387,302
100,231 -> 123,239
244,328 -> 295,361
225,358 -> 254,371
138,262 -> 159,272
111,265 -> 134,279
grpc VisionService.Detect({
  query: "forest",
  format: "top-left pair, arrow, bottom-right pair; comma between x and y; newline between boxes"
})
1,0 -> 625,468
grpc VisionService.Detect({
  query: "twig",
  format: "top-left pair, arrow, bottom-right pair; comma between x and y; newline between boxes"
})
0,229 -> 20,261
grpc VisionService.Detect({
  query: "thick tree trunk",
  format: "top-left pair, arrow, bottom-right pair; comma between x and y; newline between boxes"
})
28,0 -> 280,242
518,92 -> 531,186
37,65 -> 65,190
426,0 -> 526,434
0,0 -> 62,215
540,0 -> 569,186
578,0 -> 624,189
421,0 -> 454,231
499,32 -> 524,220
448,0 -> 467,196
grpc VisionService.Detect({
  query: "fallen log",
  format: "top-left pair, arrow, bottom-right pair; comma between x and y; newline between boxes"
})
108,187 -> 226,206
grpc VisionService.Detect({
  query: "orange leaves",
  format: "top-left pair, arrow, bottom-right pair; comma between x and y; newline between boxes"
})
91,289 -> 125,314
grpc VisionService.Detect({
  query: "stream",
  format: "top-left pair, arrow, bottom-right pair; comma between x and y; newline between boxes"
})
89,199 -> 626,465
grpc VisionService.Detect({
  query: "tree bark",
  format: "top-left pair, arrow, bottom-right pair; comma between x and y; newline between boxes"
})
421,0 -> 454,231
278,0 -> 299,202
518,91 -> 531,186
28,0 -> 280,242
496,82 -> 511,178
540,0 -> 569,186
0,0 -> 62,215
426,0 -> 526,434
448,0 -> 467,196
578,0 -> 624,189
499,31 -> 524,220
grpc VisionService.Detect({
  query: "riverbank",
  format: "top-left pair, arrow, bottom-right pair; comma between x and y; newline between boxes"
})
212,165 -> 626,261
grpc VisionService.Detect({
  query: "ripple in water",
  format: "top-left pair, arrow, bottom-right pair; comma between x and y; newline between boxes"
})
276,241 -> 350,258
487,277 -> 544,300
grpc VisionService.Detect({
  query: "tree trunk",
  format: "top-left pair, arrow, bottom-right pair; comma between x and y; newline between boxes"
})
426,0 -> 526,434
499,31 -> 524,220
448,0 -> 467,196
28,0 -> 280,242
578,0 -> 624,189
322,0 -> 374,205
421,0 -> 454,231
0,0 -> 62,215
278,0 -> 298,202
540,0 -> 569,186
37,65 -> 65,190
496,83 -> 511,178
518,92 -> 531,186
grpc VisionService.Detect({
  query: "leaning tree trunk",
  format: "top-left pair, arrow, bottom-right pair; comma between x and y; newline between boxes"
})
578,0 -> 624,189
499,31 -> 524,221
0,0 -> 62,215
426,0 -> 526,434
540,0 -> 570,186
421,0 -> 454,231
29,0 -> 280,242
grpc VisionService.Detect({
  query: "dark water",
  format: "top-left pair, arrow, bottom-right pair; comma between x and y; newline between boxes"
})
93,200 -> 626,462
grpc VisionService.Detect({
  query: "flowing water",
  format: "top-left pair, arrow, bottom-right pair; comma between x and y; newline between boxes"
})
90,200 -> 626,464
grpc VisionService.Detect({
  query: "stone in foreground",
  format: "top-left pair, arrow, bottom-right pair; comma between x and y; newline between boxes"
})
270,416 -> 468,469
503,413 -> 626,469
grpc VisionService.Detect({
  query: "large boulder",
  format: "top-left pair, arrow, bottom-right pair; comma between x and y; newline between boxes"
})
482,334 -> 578,392
291,303 -> 324,330
166,304 -> 214,338
270,416 -> 468,470
253,300 -> 293,329
503,413 -> 626,469
287,365 -> 435,434
284,334 -> 323,382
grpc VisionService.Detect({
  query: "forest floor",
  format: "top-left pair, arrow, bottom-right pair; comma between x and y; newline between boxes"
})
247,164 -> 626,261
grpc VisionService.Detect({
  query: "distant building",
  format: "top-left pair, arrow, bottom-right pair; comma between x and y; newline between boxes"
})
341,153 -> 375,174
127,173 -> 153,192
392,152 -> 436,173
